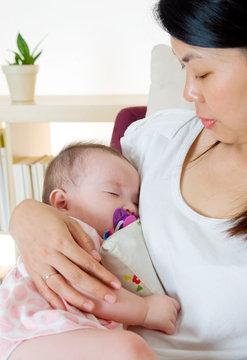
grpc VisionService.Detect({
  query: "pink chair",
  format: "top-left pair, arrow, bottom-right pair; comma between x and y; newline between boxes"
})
110,106 -> 147,153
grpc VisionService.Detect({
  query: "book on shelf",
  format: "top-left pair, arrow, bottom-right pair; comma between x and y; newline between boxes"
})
19,156 -> 43,200
0,158 -> 9,232
0,129 -> 10,232
35,155 -> 54,201
13,157 -> 29,206
30,158 -> 40,201
13,155 -> 54,205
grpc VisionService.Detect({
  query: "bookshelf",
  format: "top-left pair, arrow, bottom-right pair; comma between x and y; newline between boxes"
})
0,94 -> 148,233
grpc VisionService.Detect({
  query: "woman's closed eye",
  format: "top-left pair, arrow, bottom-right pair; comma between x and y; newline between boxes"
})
180,64 -> 209,80
195,73 -> 209,80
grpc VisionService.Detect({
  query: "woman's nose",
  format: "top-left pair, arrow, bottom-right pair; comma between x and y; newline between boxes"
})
183,71 -> 204,103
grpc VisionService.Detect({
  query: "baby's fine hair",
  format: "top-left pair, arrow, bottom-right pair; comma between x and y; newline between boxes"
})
42,142 -> 124,205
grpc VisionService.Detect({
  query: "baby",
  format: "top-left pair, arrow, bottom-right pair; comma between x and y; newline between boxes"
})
0,142 -> 180,360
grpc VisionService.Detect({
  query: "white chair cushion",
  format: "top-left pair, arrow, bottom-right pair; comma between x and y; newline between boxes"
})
146,44 -> 194,116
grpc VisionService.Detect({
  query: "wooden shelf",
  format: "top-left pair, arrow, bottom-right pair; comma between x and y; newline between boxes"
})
0,94 -> 148,123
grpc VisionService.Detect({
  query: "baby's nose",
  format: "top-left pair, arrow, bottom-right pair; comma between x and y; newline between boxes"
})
123,203 -> 138,216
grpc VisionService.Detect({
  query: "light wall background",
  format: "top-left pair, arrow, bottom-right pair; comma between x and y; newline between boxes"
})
0,0 -> 169,96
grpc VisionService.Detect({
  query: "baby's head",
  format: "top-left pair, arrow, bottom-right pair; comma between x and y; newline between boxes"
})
42,142 -> 140,237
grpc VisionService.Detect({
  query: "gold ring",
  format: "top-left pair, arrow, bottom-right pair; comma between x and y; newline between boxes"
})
44,271 -> 58,281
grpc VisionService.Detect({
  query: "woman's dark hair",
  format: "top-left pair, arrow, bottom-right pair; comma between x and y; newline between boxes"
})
155,0 -> 247,238
154,0 -> 247,48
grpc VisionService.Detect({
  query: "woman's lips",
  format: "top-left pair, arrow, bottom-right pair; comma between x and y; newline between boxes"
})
199,117 -> 216,129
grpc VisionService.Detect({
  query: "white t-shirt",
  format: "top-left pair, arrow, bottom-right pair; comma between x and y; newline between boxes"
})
121,109 -> 247,360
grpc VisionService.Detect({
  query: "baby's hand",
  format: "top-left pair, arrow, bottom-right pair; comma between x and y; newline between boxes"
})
142,294 -> 180,334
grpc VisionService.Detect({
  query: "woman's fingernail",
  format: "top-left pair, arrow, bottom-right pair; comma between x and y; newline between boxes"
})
104,294 -> 116,304
110,281 -> 121,289
91,250 -> 101,261
83,302 -> 94,312
50,300 -> 58,309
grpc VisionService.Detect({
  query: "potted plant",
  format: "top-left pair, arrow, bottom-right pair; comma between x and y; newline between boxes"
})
2,33 -> 43,102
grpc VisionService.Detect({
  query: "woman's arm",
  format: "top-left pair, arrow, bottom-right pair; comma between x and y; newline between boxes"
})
91,287 -> 180,334
9,199 -> 122,311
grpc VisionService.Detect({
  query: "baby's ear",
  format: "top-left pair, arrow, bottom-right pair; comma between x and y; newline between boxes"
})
49,189 -> 68,212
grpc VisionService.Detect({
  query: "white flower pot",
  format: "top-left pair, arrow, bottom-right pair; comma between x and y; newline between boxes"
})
2,65 -> 39,102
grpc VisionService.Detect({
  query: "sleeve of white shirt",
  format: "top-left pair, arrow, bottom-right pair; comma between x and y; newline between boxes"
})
120,109 -> 196,173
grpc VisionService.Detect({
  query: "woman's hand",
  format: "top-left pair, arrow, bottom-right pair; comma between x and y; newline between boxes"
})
9,199 -> 121,311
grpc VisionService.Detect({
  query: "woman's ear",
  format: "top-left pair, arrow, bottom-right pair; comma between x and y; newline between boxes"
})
49,189 -> 68,212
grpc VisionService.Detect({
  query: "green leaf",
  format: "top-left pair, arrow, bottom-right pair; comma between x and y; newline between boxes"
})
8,50 -> 23,65
6,33 -> 45,65
31,34 -> 47,57
15,52 -> 23,64
32,50 -> 42,63
17,33 -> 30,58
22,56 -> 34,64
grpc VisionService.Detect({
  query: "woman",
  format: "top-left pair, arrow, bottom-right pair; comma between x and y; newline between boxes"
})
7,0 -> 247,358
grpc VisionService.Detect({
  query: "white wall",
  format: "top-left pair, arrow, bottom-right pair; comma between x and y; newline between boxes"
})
0,0 -> 169,95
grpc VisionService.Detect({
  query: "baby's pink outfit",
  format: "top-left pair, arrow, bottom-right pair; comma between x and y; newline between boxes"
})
0,220 -> 121,360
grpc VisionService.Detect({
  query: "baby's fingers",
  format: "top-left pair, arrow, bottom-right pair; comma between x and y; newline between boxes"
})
172,298 -> 181,312
164,321 -> 176,335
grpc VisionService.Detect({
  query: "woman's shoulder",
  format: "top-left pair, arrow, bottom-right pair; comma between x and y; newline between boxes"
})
121,108 -> 199,171
124,108 -> 197,140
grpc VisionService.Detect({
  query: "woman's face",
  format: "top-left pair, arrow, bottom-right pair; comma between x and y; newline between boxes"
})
171,37 -> 247,145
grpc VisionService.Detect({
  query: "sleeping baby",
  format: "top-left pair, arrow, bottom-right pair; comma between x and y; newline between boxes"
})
0,142 -> 180,360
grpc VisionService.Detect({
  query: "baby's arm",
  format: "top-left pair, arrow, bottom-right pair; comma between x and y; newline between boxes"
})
91,287 -> 180,334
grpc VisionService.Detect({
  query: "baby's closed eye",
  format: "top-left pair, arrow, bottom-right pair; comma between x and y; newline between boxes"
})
102,189 -> 120,197
107,192 -> 119,197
